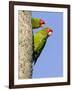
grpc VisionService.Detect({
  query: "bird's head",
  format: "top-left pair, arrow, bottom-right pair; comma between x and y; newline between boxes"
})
45,28 -> 53,36
40,19 -> 45,27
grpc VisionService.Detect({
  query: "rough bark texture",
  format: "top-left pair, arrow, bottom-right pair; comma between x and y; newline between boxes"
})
18,11 -> 33,79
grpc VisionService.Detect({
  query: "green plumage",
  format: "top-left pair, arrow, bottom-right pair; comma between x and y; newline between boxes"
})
32,18 -> 41,29
33,28 -> 48,64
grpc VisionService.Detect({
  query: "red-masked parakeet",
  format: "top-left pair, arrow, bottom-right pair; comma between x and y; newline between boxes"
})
32,18 -> 45,29
33,28 -> 53,64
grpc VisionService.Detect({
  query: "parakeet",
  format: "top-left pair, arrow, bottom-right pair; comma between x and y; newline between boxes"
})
32,18 -> 45,29
33,28 -> 53,64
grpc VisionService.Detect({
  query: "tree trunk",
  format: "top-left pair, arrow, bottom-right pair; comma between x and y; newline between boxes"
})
18,11 -> 33,79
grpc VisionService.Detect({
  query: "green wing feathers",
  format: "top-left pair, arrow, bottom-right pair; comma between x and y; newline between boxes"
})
33,29 -> 48,64
32,18 -> 40,29
31,18 -> 53,64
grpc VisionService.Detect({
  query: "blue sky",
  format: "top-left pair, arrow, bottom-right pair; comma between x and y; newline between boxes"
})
32,11 -> 63,78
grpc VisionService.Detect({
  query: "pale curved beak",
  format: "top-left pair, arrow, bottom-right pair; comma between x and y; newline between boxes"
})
48,31 -> 53,36
41,23 -> 45,27
40,19 -> 45,27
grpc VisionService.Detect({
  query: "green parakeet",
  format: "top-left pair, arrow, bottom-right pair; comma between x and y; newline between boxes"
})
32,18 -> 45,29
33,28 -> 53,64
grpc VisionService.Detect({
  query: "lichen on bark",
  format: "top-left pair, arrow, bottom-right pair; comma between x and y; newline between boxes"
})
18,11 -> 33,79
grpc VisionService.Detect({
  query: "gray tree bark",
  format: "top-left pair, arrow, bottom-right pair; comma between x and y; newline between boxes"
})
18,11 -> 33,79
